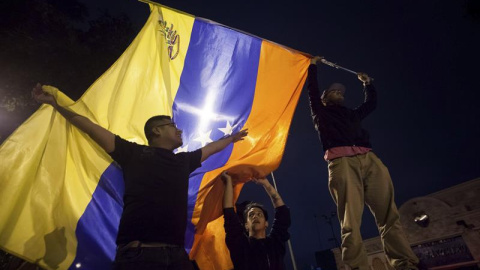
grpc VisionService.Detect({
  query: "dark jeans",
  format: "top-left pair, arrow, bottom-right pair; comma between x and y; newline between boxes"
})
112,245 -> 195,270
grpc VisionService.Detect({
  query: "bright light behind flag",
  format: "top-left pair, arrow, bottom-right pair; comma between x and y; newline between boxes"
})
0,3 -> 309,270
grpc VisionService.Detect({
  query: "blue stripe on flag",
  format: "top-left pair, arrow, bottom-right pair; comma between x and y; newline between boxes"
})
69,163 -> 124,269
172,18 -> 261,251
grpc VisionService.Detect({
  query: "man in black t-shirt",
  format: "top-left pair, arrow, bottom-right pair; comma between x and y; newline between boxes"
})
221,171 -> 291,270
33,84 -> 248,270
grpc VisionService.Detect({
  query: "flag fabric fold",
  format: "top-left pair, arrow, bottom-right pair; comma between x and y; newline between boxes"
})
0,3 -> 309,269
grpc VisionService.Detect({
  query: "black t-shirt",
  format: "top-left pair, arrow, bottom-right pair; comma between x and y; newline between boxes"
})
109,136 -> 202,245
307,64 -> 377,151
223,205 -> 291,270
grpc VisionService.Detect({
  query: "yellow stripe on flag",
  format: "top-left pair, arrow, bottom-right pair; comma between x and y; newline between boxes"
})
0,5 -> 195,269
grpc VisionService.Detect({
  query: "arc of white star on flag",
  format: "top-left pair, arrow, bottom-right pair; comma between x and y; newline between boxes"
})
194,130 -> 213,147
218,121 -> 234,136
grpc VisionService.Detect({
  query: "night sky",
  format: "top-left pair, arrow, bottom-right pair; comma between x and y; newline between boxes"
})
6,0 -> 480,269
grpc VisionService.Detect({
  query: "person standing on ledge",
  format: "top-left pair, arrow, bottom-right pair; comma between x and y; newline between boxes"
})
306,56 -> 419,270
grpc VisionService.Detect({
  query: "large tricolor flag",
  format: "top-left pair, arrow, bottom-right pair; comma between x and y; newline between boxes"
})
0,2 -> 309,269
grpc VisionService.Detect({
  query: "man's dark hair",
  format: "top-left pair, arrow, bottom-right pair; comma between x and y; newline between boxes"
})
243,202 -> 269,222
144,115 -> 171,144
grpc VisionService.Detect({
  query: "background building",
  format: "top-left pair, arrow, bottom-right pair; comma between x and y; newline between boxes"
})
330,178 -> 480,270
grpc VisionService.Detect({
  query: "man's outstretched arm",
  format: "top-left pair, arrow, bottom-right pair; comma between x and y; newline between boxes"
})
32,83 -> 115,153
222,171 -> 234,209
354,73 -> 377,119
255,177 -> 290,242
200,129 -> 248,162
308,56 -> 326,116
253,177 -> 285,208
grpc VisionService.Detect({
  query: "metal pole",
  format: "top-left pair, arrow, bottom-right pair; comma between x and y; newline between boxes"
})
270,172 -> 298,270
320,58 -> 374,81
320,58 -> 358,75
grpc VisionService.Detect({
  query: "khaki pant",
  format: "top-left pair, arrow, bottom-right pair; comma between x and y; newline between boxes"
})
327,152 -> 419,270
